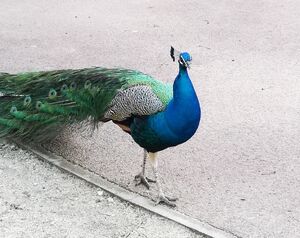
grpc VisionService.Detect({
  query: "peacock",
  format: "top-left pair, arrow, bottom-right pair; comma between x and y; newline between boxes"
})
0,47 -> 201,207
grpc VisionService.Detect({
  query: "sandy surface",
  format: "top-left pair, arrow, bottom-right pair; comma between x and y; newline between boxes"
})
0,141 -> 203,238
0,0 -> 300,237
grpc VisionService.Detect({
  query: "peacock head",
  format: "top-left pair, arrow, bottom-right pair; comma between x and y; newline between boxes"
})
170,46 -> 192,69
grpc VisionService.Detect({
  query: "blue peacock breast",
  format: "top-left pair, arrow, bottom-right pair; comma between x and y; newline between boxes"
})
130,114 -> 171,152
130,100 -> 201,152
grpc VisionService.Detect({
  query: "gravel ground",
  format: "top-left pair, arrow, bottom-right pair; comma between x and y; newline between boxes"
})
1,0 -> 299,237
0,142 -> 204,238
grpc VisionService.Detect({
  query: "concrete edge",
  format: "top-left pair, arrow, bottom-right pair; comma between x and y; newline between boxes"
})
9,139 -> 237,238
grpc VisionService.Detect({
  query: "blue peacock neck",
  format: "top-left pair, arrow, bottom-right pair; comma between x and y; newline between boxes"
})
164,64 -> 201,141
173,65 -> 196,103
131,62 -> 201,152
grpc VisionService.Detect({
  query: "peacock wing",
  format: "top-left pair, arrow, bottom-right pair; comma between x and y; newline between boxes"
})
104,84 -> 171,121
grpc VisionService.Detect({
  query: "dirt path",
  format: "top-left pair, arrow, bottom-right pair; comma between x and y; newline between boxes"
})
0,142 -> 203,238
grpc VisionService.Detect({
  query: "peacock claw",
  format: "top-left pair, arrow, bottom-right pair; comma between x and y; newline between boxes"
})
156,194 -> 178,207
134,173 -> 156,189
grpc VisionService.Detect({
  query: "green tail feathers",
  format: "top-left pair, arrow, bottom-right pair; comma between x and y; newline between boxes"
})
0,67 -> 157,141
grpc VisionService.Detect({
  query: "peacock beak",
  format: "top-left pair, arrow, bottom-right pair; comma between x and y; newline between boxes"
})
186,56 -> 192,69
186,61 -> 191,69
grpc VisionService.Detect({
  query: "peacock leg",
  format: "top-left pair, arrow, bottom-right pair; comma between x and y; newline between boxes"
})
134,149 -> 156,189
148,152 -> 177,207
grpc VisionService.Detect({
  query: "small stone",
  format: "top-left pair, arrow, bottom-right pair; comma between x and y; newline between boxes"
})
95,198 -> 102,203
97,190 -> 104,196
10,203 -> 22,210
2,144 -> 8,149
107,197 -> 114,203
11,145 -> 18,151
22,191 -> 31,198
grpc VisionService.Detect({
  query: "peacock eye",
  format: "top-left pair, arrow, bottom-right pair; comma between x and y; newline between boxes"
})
70,82 -> 77,90
179,56 -> 184,64
48,89 -> 57,99
10,106 -> 17,114
23,96 -> 32,106
84,80 -> 92,89
36,101 -> 43,110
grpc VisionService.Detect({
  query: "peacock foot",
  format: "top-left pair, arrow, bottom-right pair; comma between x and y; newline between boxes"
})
156,193 -> 178,207
134,173 -> 156,189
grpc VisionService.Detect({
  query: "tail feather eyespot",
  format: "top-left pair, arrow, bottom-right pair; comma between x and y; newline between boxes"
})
36,101 -> 43,110
61,84 -> 68,93
23,96 -> 32,106
70,82 -> 77,90
10,106 -> 17,114
84,80 -> 92,89
48,89 -> 57,99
